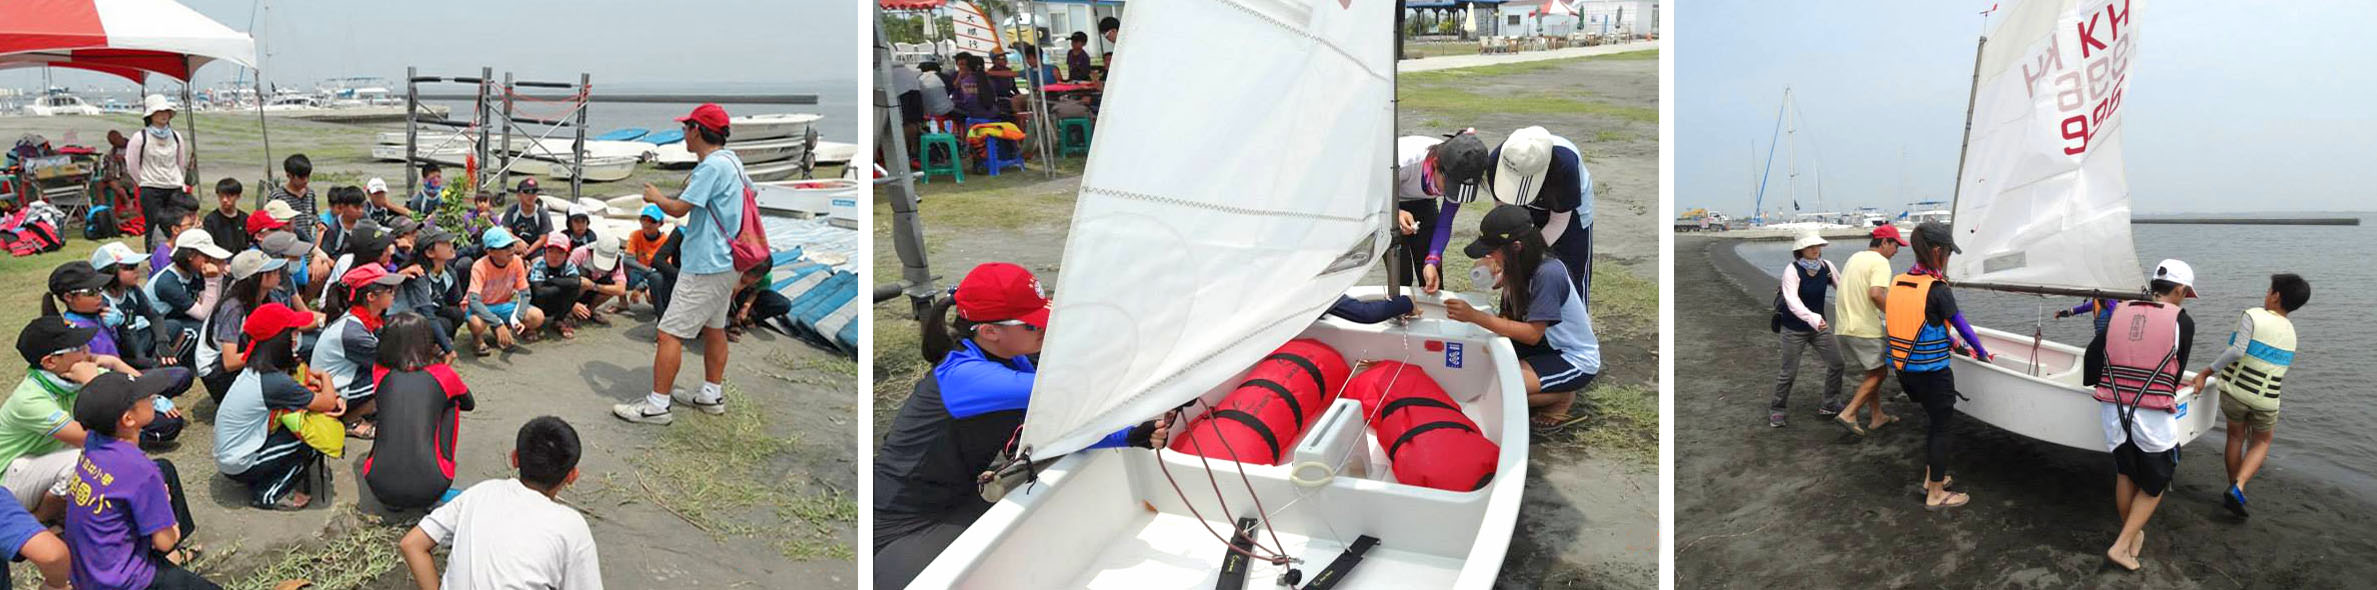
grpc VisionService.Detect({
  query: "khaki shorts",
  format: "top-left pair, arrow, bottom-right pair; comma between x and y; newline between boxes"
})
1838,335 -> 1890,373
2219,392 -> 2280,433
659,270 -> 741,340
3,449 -> 80,510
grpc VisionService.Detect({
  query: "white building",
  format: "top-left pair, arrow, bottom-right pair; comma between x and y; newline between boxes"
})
1493,0 -> 1654,38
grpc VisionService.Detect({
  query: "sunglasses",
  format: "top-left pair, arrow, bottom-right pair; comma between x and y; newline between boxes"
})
48,345 -> 88,357
64,288 -> 104,298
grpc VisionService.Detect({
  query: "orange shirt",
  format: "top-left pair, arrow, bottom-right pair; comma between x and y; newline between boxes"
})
627,227 -> 673,267
469,256 -> 530,304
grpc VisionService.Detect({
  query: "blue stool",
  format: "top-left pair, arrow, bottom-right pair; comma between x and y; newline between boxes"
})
969,118 -> 1026,176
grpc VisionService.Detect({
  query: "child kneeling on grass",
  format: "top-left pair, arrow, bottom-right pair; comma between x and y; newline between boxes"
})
65,371 -> 213,590
399,416 -> 601,589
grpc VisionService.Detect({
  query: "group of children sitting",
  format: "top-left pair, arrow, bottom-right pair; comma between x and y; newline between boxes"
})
0,154 -> 658,588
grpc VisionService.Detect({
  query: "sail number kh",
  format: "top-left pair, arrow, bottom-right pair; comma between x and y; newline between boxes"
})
2022,0 -> 2134,156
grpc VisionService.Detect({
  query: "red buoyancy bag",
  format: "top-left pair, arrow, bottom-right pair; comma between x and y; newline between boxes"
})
1169,339 -> 1352,465
1345,361 -> 1500,492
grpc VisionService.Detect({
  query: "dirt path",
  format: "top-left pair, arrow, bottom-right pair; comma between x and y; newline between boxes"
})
1674,236 -> 2377,588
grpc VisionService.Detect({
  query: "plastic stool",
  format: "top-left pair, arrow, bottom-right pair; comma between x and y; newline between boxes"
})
970,119 -> 1026,177
1059,118 -> 1094,157
918,132 -> 963,184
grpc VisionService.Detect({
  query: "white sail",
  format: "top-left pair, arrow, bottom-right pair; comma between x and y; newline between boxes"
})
1949,0 -> 2144,293
1019,0 -> 1394,458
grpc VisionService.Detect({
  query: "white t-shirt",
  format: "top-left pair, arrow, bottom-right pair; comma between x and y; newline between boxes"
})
418,478 -> 604,590
2099,401 -> 2179,453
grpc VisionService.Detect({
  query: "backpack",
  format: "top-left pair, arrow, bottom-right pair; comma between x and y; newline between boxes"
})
84,205 -> 119,240
708,153 -> 773,272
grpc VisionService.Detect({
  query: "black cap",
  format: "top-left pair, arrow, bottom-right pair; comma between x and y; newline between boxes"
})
385,216 -> 421,237
1435,133 -> 1490,203
419,226 -> 456,247
1464,205 -> 1535,259
347,225 -> 395,259
1912,221 -> 1960,254
74,372 -> 174,435
17,315 -> 98,366
47,262 -> 110,296
516,178 -> 541,194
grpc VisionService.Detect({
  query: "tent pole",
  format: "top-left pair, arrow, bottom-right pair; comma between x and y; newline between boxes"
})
572,72 -> 588,202
181,59 -> 199,184
254,68 -> 274,207
405,66 -> 418,200
875,8 -> 935,317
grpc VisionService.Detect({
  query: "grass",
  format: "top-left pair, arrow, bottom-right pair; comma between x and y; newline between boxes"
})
591,382 -> 857,562
218,510 -> 408,590
1543,382 -> 1658,466
1398,50 -> 1659,124
0,249 -> 88,338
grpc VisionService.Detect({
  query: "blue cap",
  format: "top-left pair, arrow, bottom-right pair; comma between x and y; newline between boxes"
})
482,227 -> 518,250
639,204 -> 665,221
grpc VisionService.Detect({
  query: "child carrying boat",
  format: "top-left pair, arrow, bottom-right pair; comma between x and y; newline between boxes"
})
2093,259 -> 2199,571
1882,221 -> 1992,511
2191,273 -> 2309,518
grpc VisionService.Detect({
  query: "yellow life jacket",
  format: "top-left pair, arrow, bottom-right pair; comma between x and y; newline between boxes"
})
2219,307 -> 2295,411
1884,273 -> 1952,372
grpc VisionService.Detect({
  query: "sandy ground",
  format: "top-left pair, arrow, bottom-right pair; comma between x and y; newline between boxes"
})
873,52 -> 1661,589
1673,235 -> 2377,588
3,115 -> 857,588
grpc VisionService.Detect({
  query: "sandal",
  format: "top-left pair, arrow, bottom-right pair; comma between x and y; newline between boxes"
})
164,544 -> 204,566
1869,414 -> 1902,431
347,422 -> 377,440
1531,413 -> 1590,435
262,493 -> 311,511
1833,414 -> 1868,436
557,324 -> 576,340
585,312 -> 612,326
1924,490 -> 1970,511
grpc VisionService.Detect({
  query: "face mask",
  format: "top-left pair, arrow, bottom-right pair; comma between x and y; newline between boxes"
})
1470,260 -> 1500,291
146,125 -> 172,138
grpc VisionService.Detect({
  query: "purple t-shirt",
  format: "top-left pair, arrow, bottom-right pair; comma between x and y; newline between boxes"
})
65,437 -> 178,590
64,312 -> 121,357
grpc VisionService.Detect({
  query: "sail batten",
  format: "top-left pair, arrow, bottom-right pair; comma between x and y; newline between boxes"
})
1018,0 -> 1395,459
1949,0 -> 2145,293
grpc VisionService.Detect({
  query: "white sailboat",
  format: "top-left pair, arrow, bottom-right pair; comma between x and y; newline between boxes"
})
912,0 -> 1526,587
1944,0 -> 2215,453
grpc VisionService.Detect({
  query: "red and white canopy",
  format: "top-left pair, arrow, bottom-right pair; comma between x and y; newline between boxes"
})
0,0 -> 256,82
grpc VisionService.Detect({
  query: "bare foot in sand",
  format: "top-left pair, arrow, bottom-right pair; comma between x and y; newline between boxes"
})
2107,543 -> 2141,571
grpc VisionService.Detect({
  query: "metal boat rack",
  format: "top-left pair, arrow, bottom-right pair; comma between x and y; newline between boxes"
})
401,67 -> 595,203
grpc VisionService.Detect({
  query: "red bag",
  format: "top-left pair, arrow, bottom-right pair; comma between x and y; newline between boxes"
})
1345,361 -> 1499,492
1170,339 -> 1352,465
715,158 -> 774,272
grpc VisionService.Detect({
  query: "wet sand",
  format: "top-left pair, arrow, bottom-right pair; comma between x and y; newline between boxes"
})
1674,235 -> 2377,587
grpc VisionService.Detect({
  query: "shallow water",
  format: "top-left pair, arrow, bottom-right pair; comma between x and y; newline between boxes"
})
1736,216 -> 2377,494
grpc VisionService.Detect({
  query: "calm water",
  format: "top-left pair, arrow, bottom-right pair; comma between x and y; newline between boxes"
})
1737,215 -> 2377,493
423,81 -> 857,143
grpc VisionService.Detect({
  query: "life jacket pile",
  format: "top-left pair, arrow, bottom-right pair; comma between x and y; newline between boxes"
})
1169,339 -> 1352,465
1883,273 -> 1952,372
2093,301 -> 2184,412
2218,307 -> 2294,411
1345,361 -> 1500,492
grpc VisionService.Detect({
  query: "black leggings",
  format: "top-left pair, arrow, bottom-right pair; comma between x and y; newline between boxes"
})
874,501 -> 995,590
530,281 -> 583,325
1899,368 -> 1959,484
227,432 -> 319,508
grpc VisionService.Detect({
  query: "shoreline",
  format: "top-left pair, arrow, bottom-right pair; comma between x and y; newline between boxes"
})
1674,235 -> 2377,587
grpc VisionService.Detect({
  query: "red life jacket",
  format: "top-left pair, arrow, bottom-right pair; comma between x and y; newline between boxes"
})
1345,361 -> 1500,492
2093,301 -> 2183,412
1169,339 -> 1351,465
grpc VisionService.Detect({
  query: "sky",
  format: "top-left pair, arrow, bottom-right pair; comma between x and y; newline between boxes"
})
1677,0 -> 2377,215
3,0 -> 856,92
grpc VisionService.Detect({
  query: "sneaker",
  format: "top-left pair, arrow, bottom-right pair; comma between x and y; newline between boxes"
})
1816,402 -> 1845,417
670,389 -> 727,415
611,400 -> 675,425
1769,411 -> 1787,428
2224,484 -> 2250,517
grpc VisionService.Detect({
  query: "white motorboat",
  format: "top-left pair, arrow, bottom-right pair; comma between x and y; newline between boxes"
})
370,144 -> 469,166
912,1 -> 1522,587
729,112 -> 822,141
1941,0 -> 2184,452
23,92 -> 101,116
744,158 -> 804,182
755,178 -> 859,227
814,140 -> 858,165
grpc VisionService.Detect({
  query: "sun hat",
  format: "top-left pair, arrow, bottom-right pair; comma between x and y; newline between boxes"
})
141,94 -> 176,119
173,228 -> 231,259
227,250 -> 287,281
260,200 -> 301,222
1792,231 -> 1829,252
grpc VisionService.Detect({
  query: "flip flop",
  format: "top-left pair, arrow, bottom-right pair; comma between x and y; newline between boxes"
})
1869,414 -> 1902,431
1834,414 -> 1868,436
1531,413 -> 1590,435
1924,491 -> 1970,511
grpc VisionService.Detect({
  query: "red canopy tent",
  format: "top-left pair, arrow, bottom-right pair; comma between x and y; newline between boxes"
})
0,0 -> 260,191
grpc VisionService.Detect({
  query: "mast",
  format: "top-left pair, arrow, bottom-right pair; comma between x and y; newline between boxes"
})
1750,87 -> 1787,225
1946,36 -> 1984,235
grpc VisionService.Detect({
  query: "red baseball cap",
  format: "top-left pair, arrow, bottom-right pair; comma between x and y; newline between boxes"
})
246,209 -> 288,235
543,232 -> 572,251
676,103 -> 732,134
341,264 -> 406,290
1870,224 -> 1910,246
954,262 -> 1050,329
241,303 -> 310,353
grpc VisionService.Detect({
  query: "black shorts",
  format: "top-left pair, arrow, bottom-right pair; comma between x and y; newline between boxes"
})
1522,353 -> 1595,393
2112,440 -> 2179,496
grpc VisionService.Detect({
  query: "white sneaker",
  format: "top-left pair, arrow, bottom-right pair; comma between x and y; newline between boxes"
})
611,400 -> 675,425
670,389 -> 727,415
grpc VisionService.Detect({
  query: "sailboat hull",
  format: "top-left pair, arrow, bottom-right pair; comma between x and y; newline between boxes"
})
912,288 -> 1527,589
1950,326 -> 2217,452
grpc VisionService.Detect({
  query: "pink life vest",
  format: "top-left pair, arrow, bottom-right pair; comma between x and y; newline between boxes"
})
2093,301 -> 2183,412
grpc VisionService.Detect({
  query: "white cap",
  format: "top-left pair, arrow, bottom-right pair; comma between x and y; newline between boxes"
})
88,241 -> 142,270
173,228 -> 231,259
1791,231 -> 1829,253
2152,259 -> 2199,298
141,94 -> 176,119
1489,126 -> 1555,207
366,178 -> 388,194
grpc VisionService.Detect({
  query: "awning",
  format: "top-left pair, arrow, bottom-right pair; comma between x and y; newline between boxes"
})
879,0 -> 946,10
0,0 -> 257,82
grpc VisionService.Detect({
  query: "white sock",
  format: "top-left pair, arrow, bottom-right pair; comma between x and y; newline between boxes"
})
698,382 -> 723,404
647,392 -> 672,410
